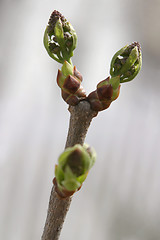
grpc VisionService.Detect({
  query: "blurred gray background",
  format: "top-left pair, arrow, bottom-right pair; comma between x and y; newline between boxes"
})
0,0 -> 160,239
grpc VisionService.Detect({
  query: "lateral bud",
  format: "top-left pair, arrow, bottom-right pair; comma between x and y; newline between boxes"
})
87,76 -> 120,111
54,144 -> 96,198
57,61 -> 86,105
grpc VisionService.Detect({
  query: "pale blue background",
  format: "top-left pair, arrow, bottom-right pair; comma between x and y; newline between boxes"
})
0,0 -> 160,239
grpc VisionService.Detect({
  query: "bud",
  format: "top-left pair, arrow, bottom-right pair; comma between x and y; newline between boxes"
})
54,144 -> 96,197
57,61 -> 86,105
110,42 -> 142,83
87,76 -> 120,111
44,10 -> 77,64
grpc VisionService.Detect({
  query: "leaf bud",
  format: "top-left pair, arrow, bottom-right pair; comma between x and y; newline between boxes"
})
54,144 -> 96,197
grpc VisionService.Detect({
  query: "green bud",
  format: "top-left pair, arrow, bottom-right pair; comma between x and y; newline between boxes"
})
44,10 -> 77,64
55,144 -> 96,194
110,42 -> 142,83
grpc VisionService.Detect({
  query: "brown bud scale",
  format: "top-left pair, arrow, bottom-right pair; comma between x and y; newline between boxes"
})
66,149 -> 84,176
74,85 -> 86,98
87,91 -> 104,111
97,84 -> 113,101
57,69 -> 63,87
61,90 -> 80,106
73,66 -> 83,82
63,75 -> 80,94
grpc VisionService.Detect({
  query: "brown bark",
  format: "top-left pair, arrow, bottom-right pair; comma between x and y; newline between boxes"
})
41,100 -> 97,240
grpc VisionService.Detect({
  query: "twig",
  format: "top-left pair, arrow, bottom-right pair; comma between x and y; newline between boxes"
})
42,9 -> 142,240
41,100 -> 97,240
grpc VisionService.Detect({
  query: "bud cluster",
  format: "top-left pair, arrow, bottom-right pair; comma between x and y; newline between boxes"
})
54,144 -> 96,198
44,10 -> 77,64
57,61 -> 86,105
87,76 -> 120,111
110,42 -> 142,83
87,42 -> 142,111
44,11 -> 142,112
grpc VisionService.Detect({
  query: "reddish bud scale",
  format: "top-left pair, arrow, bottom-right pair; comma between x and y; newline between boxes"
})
61,90 -> 80,105
87,90 -> 112,111
57,70 -> 63,88
61,85 -> 86,106
73,66 -> 83,82
97,84 -> 113,101
63,75 -> 80,94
